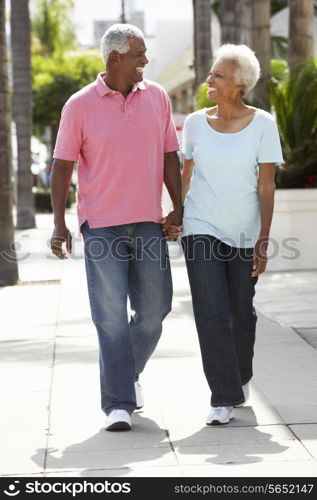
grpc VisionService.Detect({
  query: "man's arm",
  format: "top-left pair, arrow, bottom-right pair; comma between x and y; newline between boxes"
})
162,151 -> 183,240
50,158 -> 75,259
252,163 -> 276,277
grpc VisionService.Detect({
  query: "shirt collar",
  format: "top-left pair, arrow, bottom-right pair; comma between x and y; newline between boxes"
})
95,72 -> 146,97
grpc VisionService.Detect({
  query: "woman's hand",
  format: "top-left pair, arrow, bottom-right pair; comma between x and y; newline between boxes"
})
252,238 -> 268,277
162,220 -> 182,241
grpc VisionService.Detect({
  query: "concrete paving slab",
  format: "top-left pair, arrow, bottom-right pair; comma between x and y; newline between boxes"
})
0,392 -> 49,432
48,425 -> 169,453
289,425 -> 317,459
0,285 -> 60,341
295,329 -> 317,350
0,339 -> 54,393
174,439 -> 312,466
168,424 -> 295,445
147,360 -> 283,430
44,446 -> 178,473
180,461 -> 317,477
53,335 -> 99,367
0,430 -> 46,475
255,271 -> 317,328
45,465 -> 184,477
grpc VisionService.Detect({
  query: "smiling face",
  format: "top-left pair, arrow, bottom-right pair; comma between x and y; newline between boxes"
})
206,59 -> 243,103
117,36 -> 148,85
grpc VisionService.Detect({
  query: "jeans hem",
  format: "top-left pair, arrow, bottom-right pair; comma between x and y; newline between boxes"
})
211,399 -> 245,408
241,376 -> 252,386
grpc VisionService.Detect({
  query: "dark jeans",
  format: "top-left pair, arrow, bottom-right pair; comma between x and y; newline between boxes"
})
182,234 -> 258,407
81,221 -> 173,414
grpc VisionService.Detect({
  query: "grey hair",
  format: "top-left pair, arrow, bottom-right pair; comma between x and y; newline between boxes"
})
215,44 -> 261,94
100,23 -> 144,64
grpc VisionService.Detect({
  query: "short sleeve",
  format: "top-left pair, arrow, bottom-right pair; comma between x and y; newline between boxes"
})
181,116 -> 194,160
162,91 -> 180,153
53,98 -> 83,161
257,116 -> 284,165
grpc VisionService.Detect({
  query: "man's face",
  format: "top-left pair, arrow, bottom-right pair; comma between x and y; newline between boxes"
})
118,36 -> 148,84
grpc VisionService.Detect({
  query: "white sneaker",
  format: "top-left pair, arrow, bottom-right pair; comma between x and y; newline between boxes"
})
105,409 -> 131,431
135,381 -> 144,409
234,383 -> 250,407
206,406 -> 234,425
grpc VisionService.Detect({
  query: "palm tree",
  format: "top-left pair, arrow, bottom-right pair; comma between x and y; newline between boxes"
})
11,0 -> 36,229
0,0 -> 19,285
220,0 -> 241,44
240,0 -> 271,109
192,0 -> 212,90
288,0 -> 314,67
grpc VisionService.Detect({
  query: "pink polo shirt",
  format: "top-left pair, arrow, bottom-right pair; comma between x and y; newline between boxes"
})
53,73 -> 180,229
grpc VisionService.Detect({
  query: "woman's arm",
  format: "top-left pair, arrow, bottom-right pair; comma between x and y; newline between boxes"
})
182,157 -> 195,203
252,163 -> 276,277
163,157 -> 195,240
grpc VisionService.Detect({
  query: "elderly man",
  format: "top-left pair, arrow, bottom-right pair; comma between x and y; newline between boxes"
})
50,24 -> 182,431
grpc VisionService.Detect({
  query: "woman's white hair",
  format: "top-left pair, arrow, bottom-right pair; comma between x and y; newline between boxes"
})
100,23 -> 144,64
215,44 -> 261,94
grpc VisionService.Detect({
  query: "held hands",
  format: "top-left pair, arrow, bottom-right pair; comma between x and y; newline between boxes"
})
162,209 -> 183,241
50,224 -> 72,260
252,238 -> 269,277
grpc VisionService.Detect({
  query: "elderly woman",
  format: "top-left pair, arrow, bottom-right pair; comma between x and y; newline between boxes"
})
180,44 -> 283,425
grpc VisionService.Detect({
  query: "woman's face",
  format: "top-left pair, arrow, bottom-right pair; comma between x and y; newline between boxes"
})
206,59 -> 242,103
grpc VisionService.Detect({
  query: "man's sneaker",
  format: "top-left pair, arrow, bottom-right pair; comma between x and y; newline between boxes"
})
206,406 -> 234,425
234,383 -> 250,408
105,409 -> 131,431
135,381 -> 144,409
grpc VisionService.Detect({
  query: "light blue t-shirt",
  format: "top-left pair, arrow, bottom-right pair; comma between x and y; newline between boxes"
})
182,108 -> 284,248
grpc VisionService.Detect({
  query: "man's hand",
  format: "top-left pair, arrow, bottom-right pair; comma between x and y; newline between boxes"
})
252,238 -> 268,277
51,224 -> 72,260
162,209 -> 183,241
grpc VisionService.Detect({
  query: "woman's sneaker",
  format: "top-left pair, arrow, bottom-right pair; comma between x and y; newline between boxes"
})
234,383 -> 250,408
206,406 -> 234,425
105,409 -> 132,431
135,381 -> 144,409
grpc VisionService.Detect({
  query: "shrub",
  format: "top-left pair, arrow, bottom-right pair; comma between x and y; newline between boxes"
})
268,59 -> 317,188
34,186 -> 76,212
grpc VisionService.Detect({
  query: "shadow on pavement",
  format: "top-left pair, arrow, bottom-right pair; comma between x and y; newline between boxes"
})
31,415 -> 174,477
173,408 -> 288,466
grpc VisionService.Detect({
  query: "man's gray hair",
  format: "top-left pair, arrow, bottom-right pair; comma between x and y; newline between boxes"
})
215,44 -> 261,94
101,23 -> 144,64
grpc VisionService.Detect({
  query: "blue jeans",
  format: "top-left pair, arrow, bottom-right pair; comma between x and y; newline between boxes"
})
81,221 -> 172,414
182,235 -> 258,407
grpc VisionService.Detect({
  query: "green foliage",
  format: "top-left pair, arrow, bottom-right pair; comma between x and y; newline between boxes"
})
270,0 -> 287,16
268,59 -> 317,188
196,83 -> 214,110
32,50 -> 103,137
32,0 -> 77,56
271,59 -> 288,80
271,36 -> 288,60
34,185 -> 76,212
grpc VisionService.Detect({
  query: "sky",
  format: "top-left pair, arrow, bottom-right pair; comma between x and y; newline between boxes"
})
73,0 -> 193,44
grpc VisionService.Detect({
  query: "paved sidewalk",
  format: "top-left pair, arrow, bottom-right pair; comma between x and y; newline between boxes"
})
1,212 -> 317,477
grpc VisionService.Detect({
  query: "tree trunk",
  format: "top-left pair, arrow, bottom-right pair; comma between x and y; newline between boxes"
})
11,0 -> 36,229
288,0 -> 314,67
0,0 -> 19,285
220,0 -> 241,44
240,0 -> 271,109
193,0 -> 212,90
